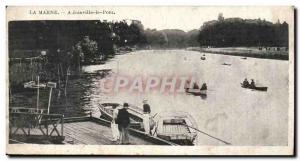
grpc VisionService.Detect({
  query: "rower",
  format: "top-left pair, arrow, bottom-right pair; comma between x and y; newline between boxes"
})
200,83 -> 207,90
250,79 -> 256,88
243,78 -> 249,87
193,82 -> 200,89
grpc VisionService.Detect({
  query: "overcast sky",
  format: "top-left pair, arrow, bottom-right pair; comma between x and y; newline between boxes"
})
111,6 -> 293,31
7,6 -> 293,32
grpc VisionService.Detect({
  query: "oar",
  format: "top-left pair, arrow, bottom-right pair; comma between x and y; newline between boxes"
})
151,113 -> 158,118
181,123 -> 231,145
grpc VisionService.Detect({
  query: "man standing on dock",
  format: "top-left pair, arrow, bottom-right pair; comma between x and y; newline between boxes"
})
143,100 -> 151,135
116,103 -> 130,144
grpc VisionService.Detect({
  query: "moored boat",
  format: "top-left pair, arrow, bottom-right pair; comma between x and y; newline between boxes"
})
152,111 -> 197,145
98,103 -> 155,130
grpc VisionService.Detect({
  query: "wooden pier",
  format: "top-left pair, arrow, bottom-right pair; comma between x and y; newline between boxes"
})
9,108 -> 176,145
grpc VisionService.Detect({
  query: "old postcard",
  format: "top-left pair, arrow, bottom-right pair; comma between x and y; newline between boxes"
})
6,6 -> 294,155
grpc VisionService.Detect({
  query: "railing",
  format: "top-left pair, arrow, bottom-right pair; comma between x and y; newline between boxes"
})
9,108 -> 64,143
10,107 -> 48,114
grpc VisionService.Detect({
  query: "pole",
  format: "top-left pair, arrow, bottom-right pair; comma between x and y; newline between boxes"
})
47,87 -> 53,114
64,67 -> 69,97
181,123 -> 231,145
37,76 -> 39,110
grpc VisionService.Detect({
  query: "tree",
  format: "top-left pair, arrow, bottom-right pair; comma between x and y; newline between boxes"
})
75,36 -> 98,63
198,17 -> 289,47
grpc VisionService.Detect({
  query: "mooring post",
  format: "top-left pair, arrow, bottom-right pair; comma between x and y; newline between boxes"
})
37,76 -> 39,110
47,87 -> 53,114
61,114 -> 64,136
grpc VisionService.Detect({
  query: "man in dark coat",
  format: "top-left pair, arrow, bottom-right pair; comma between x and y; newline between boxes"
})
116,103 -> 130,144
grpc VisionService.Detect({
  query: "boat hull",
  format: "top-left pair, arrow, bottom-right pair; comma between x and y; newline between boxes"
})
185,88 -> 207,96
155,116 -> 197,146
98,103 -> 155,130
241,83 -> 268,91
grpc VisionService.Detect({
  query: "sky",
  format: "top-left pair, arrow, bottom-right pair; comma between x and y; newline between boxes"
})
109,6 -> 293,31
7,6 -> 294,32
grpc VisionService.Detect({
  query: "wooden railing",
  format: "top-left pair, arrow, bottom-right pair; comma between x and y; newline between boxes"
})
9,108 -> 64,143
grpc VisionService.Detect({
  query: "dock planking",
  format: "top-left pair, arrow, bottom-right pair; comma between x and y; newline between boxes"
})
63,121 -> 155,145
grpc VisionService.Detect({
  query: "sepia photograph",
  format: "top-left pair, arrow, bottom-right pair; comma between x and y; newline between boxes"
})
6,6 -> 295,155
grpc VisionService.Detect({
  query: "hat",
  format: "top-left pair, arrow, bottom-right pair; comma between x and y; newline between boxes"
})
143,99 -> 148,103
123,103 -> 129,108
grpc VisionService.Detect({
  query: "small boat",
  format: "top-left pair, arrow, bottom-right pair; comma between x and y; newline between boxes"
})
153,112 -> 197,145
241,57 -> 247,59
201,56 -> 206,60
98,103 -> 155,130
185,88 -> 207,96
24,81 -> 46,89
240,83 -> 268,91
222,63 -> 231,66
99,103 -> 143,122
184,82 -> 207,96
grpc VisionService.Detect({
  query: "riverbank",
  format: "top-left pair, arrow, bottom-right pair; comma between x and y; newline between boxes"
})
187,47 -> 289,60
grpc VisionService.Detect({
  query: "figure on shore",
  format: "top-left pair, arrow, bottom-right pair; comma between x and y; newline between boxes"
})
116,103 -> 130,144
143,100 -> 151,135
111,105 -> 121,142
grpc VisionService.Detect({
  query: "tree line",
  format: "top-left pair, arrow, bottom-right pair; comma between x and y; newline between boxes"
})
198,16 -> 288,47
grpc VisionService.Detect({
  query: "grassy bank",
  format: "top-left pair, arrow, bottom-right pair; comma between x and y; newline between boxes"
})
187,47 -> 289,60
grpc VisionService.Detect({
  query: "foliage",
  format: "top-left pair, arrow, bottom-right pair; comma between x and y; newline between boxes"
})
198,18 -> 289,47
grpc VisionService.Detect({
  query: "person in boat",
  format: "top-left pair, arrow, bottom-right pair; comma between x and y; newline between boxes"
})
111,105 -> 121,142
200,83 -> 207,90
116,103 -> 130,144
250,79 -> 256,88
242,78 -> 250,87
143,100 -> 151,135
184,80 -> 191,90
193,82 -> 200,89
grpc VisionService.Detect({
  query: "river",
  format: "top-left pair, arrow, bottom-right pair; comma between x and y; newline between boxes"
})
81,49 -> 289,146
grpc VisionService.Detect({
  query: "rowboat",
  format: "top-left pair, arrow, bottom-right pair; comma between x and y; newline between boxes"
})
240,83 -> 268,91
24,81 -> 46,89
222,63 -> 231,66
98,103 -> 155,130
184,81 -> 207,96
185,88 -> 207,96
152,112 -> 197,145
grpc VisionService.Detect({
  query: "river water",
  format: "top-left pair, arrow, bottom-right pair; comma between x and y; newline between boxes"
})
81,50 -> 289,146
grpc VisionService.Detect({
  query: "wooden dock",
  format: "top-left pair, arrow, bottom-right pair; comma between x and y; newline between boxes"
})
9,108 -> 177,145
63,121 -> 153,145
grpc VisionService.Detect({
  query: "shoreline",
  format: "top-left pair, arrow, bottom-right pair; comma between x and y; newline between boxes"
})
187,47 -> 289,60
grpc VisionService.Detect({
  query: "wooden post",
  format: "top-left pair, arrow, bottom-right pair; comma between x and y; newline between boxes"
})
37,76 -> 39,110
47,87 -> 53,114
61,115 -> 64,136
64,67 -> 70,97
57,65 -> 61,98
